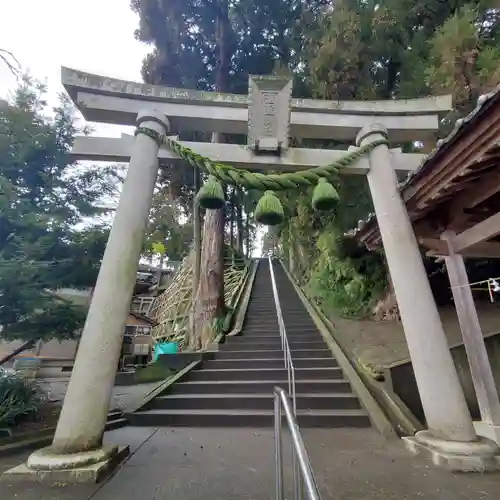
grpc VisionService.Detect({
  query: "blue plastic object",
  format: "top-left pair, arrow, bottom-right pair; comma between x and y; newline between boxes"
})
153,342 -> 179,361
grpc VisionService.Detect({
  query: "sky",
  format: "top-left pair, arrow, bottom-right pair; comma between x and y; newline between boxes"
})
0,0 -> 148,137
0,0 -> 265,255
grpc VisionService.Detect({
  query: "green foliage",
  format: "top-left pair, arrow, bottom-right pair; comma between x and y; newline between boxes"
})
0,80 -> 118,341
134,363 -> 173,383
134,0 -> 500,316
0,369 -> 46,428
424,4 -> 500,114
281,187 -> 386,317
211,315 -> 225,337
306,231 -> 387,317
131,0 -> 330,94
145,188 -> 193,262
281,1 -> 500,316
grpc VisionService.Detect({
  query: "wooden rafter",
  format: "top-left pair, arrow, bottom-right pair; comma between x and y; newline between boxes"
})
419,237 -> 500,259
453,213 -> 500,253
406,105 -> 500,212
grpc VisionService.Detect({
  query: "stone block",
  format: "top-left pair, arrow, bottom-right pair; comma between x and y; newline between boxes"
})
403,430 -> 500,472
1,445 -> 129,485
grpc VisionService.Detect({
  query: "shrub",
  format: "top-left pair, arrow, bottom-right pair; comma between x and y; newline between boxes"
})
0,370 -> 46,428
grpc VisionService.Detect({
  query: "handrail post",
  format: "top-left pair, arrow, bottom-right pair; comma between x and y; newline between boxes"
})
268,257 -> 296,413
274,386 -> 322,500
274,391 -> 284,500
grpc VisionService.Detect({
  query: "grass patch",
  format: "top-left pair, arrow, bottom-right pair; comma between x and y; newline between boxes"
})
134,363 -> 174,384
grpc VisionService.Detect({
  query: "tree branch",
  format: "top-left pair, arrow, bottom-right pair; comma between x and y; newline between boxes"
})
0,48 -> 21,79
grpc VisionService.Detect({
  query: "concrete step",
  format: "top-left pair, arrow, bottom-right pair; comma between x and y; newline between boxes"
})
228,334 -> 323,343
147,392 -> 361,411
105,410 -> 128,431
215,349 -> 332,359
228,334 -> 324,343
245,317 -> 314,324
220,340 -> 326,351
202,357 -> 337,370
243,318 -> 280,323
129,408 -> 370,428
281,324 -> 318,330
234,330 -> 281,336
241,328 -> 319,337
185,367 -> 343,382
246,306 -> 278,310
169,379 -> 352,394
244,312 -> 277,317
243,324 -> 316,332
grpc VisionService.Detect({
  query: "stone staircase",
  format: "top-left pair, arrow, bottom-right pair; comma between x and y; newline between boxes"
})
129,259 -> 370,427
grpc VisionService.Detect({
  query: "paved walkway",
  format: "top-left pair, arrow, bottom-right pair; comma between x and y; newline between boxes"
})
2,426 -> 500,499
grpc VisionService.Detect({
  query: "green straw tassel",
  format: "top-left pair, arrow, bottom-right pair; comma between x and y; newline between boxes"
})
255,190 -> 284,226
196,175 -> 225,209
312,177 -> 339,211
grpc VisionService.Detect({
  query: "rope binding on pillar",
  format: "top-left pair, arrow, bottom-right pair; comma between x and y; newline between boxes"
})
135,127 -> 388,226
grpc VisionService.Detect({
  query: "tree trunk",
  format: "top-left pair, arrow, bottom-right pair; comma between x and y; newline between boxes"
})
245,209 -> 250,258
229,189 -> 234,248
191,207 -> 225,349
0,340 -> 36,366
289,243 -> 296,277
155,253 -> 164,289
236,189 -> 244,254
373,254 -> 400,322
190,1 -> 231,350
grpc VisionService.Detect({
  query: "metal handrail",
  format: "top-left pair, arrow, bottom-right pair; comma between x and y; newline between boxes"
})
268,256 -> 296,412
274,387 -> 322,500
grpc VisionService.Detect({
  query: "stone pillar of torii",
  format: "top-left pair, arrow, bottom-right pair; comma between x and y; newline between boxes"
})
4,69 -> 499,483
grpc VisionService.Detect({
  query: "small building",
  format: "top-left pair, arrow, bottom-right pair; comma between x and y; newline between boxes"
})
0,311 -> 157,375
121,312 -> 157,368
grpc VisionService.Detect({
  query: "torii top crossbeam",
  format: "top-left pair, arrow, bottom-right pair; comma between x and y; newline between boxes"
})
62,67 -> 452,175
62,67 -> 451,143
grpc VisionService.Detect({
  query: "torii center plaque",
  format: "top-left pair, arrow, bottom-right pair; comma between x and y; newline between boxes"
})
247,75 -> 293,155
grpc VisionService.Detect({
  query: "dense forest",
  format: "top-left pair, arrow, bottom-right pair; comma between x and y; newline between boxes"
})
131,0 -> 500,331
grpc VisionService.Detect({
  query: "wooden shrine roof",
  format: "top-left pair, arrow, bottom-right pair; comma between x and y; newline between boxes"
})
353,84 -> 500,255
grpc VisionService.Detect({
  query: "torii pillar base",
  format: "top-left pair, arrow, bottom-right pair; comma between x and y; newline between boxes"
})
474,421 -> 500,446
2,446 -> 129,485
403,431 -> 500,472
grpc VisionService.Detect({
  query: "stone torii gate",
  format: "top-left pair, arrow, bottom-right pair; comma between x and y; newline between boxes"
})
5,68 -> 499,482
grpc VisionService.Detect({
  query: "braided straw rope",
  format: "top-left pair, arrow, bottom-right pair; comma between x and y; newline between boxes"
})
135,127 -> 388,191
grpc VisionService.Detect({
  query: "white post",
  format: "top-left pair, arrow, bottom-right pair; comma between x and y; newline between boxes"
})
49,110 -> 169,454
442,231 -> 500,439
357,124 -> 476,442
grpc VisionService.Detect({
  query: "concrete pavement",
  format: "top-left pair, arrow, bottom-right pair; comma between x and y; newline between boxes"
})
2,426 -> 500,499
